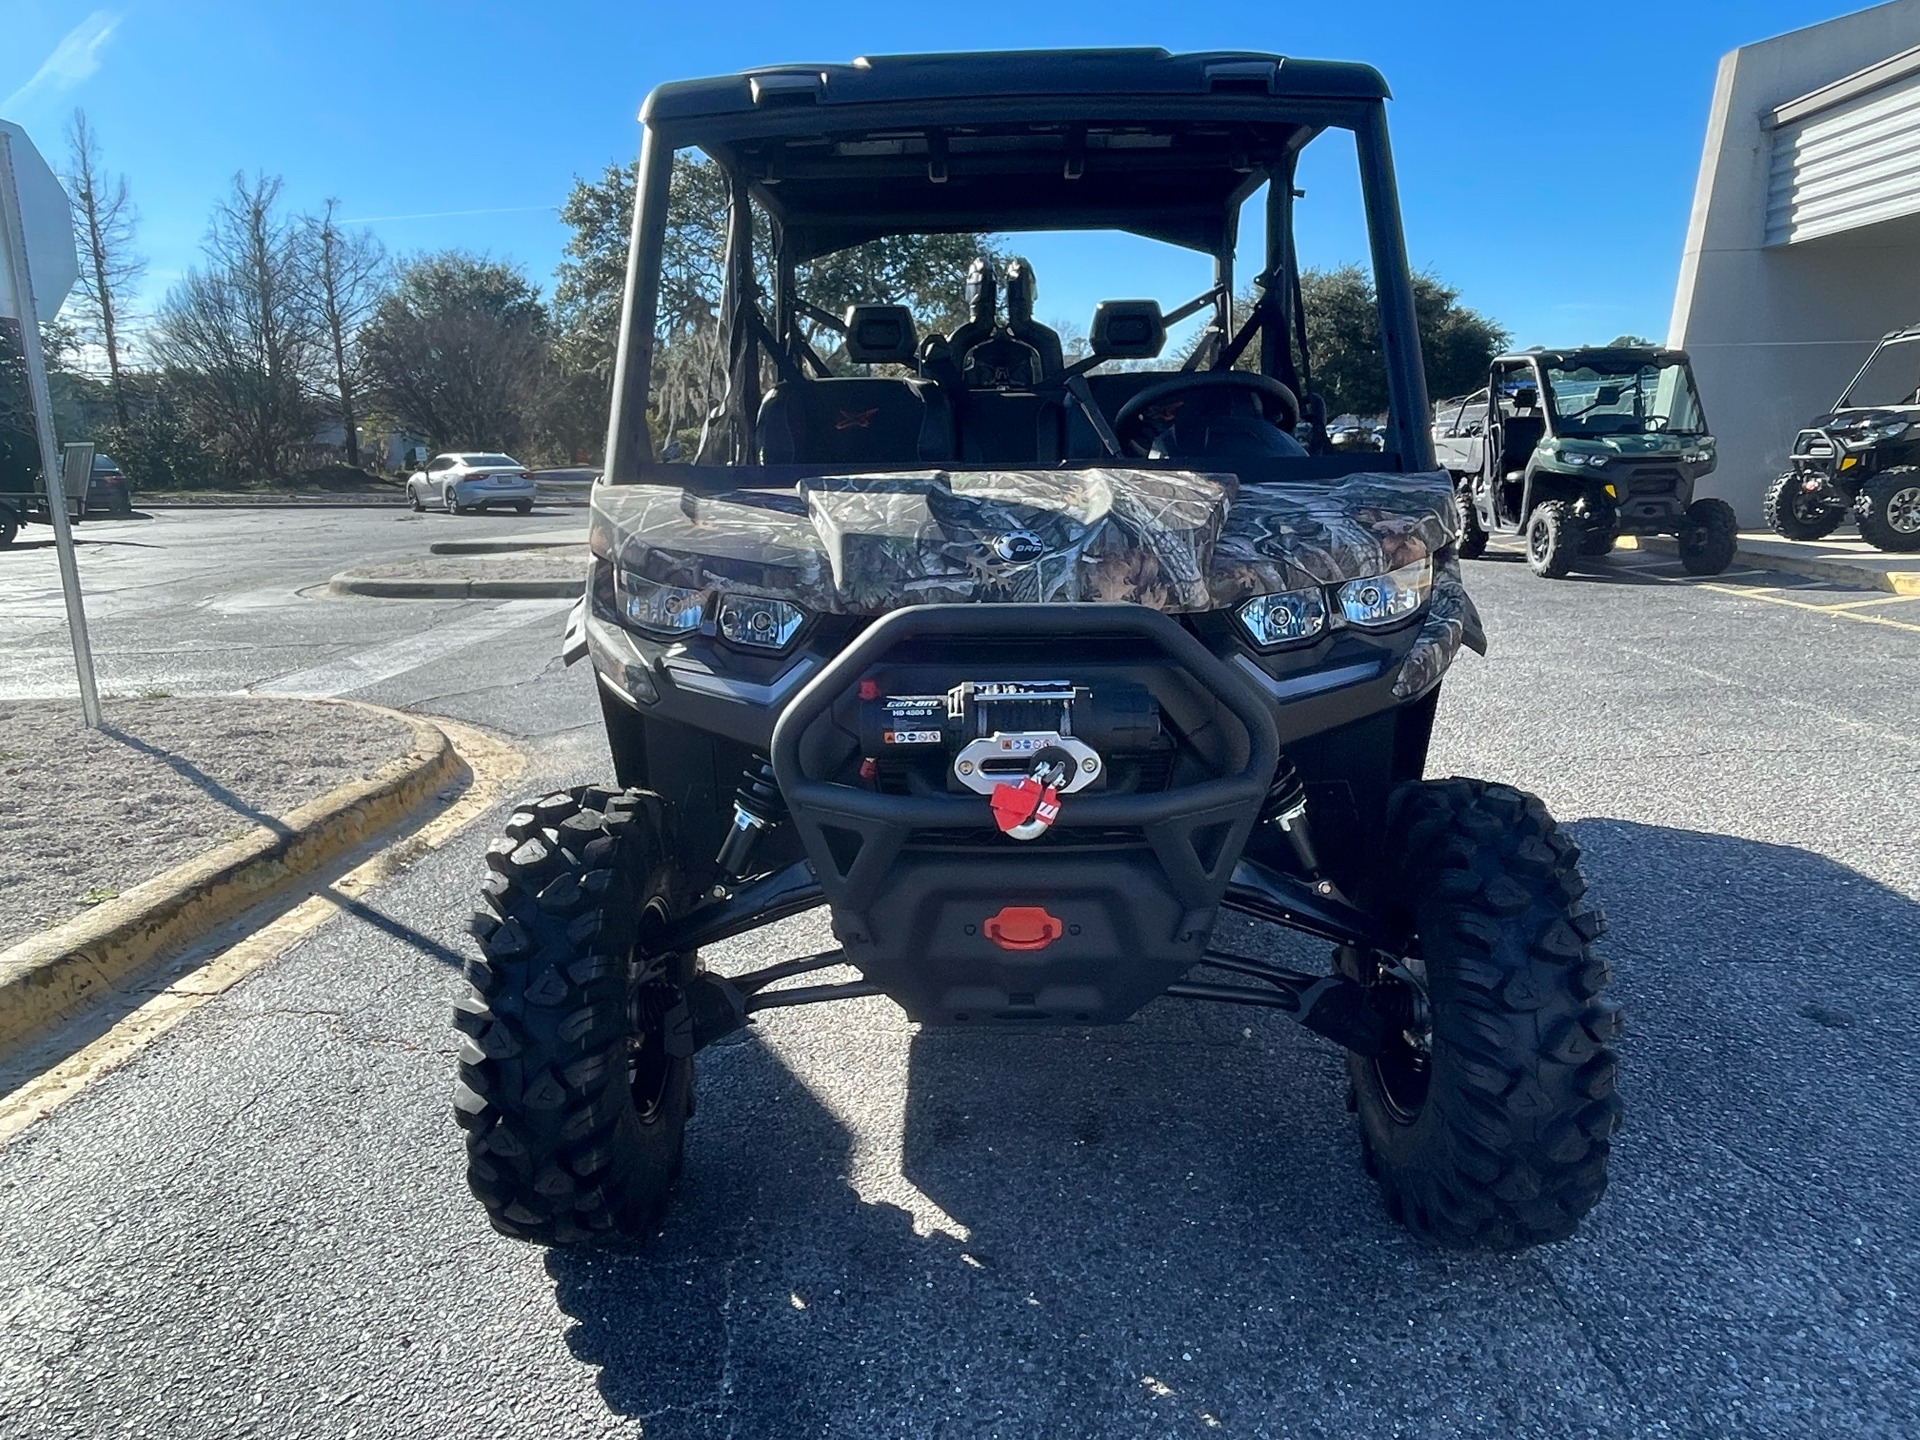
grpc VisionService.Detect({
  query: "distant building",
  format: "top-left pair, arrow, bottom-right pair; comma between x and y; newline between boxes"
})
1672,0 -> 1920,521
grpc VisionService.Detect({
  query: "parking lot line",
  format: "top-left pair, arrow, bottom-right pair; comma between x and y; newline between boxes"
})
1690,581 -> 1920,634
1821,593 -> 1920,611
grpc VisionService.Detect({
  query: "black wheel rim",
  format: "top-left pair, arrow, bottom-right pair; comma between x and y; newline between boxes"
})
1369,954 -> 1433,1122
627,897 -> 679,1123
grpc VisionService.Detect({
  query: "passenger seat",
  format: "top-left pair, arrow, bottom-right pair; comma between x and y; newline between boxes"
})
757,304 -> 953,464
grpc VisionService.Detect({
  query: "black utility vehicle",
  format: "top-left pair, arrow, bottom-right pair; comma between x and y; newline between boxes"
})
1437,347 -> 1733,578
1766,324 -> 1920,551
457,50 -> 1620,1253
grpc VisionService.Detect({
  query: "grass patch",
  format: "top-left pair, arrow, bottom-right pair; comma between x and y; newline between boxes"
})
137,686 -> 173,699
79,886 -> 119,905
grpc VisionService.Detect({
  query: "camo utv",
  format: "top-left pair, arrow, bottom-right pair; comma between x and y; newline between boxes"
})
456,49 -> 1622,1252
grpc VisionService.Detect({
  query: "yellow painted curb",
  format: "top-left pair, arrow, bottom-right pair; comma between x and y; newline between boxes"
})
0,704 -> 460,1053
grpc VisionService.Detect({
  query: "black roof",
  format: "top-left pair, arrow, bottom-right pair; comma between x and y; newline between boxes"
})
643,50 -> 1389,124
639,51 -> 1390,259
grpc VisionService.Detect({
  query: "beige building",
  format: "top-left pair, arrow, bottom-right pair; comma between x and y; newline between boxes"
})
1671,0 -> 1920,520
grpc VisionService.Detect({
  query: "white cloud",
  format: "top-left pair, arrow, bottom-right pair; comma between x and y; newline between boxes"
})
1,11 -> 124,116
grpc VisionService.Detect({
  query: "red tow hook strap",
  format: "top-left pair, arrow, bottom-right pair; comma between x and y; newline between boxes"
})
990,776 -> 1061,838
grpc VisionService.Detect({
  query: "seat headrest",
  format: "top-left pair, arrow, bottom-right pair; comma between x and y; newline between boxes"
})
964,257 -> 997,324
1005,258 -> 1037,322
842,304 -> 919,365
1090,300 -> 1166,359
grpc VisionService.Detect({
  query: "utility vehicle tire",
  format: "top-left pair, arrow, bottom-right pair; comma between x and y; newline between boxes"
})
1854,467 -> 1920,552
455,786 -> 695,1245
1347,778 -> 1621,1250
0,504 -> 17,548
1454,487 -> 1488,560
1524,501 -> 1577,578
1763,469 -> 1843,541
1678,497 -> 1739,575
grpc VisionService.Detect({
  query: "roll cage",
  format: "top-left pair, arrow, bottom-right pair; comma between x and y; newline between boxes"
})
603,49 -> 1434,488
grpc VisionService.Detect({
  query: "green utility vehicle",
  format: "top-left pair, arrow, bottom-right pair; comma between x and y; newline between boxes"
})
1435,346 -> 1734,578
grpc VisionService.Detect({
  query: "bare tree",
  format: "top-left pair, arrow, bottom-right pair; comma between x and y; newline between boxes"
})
62,110 -> 144,426
150,173 -> 321,481
302,198 -> 386,468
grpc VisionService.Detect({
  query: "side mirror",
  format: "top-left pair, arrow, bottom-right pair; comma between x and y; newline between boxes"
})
1089,300 -> 1166,360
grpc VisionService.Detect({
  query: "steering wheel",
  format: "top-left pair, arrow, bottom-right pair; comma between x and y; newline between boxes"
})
1111,372 -> 1302,458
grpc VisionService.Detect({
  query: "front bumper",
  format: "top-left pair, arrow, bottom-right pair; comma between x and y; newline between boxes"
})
768,603 -> 1279,1024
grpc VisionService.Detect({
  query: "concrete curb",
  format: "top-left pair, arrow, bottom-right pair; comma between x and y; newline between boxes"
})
0,706 -> 461,1053
1631,534 -> 1920,595
327,571 -> 585,599
428,537 -> 585,556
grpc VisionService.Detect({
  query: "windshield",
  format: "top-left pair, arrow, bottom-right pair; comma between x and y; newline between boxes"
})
1838,335 -> 1920,409
1543,360 -> 1706,437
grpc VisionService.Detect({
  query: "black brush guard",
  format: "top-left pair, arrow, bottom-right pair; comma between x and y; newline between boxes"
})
768,604 -> 1281,1024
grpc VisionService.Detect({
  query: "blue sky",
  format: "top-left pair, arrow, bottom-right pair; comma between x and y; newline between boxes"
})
0,0 -> 1878,351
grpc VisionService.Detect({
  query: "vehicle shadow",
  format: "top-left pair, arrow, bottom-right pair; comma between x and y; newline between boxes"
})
543,820 -> 1920,1440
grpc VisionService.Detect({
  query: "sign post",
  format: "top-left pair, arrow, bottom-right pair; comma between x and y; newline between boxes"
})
0,122 -> 98,727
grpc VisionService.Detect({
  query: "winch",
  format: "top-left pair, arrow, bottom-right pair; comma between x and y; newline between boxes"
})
858,677 -> 1161,835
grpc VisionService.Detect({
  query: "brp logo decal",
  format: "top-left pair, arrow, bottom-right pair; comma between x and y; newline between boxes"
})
990,530 -> 1047,563
835,407 -> 880,431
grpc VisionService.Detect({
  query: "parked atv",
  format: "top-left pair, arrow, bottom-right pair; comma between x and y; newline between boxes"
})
1766,323 -> 1920,551
1437,347 -> 1733,578
455,49 -> 1620,1254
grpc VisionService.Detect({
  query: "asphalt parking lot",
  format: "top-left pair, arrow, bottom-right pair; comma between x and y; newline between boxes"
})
1,511 -> 1916,1439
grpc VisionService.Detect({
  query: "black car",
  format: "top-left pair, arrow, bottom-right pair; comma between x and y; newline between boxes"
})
86,452 -> 132,517
1766,324 -> 1920,551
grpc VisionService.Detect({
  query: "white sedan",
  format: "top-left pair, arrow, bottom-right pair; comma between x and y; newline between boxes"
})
406,453 -> 539,515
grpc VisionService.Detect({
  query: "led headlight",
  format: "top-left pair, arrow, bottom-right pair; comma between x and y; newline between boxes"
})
1338,557 -> 1432,628
1236,588 -> 1328,648
717,595 -> 806,650
614,570 -> 706,635
1874,421 -> 1911,441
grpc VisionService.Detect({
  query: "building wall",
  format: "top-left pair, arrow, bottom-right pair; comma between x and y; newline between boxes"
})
1670,0 -> 1920,522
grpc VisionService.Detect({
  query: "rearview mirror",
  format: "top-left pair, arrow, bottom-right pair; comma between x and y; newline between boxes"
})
1595,384 -> 1622,406
1512,384 -> 1539,411
1089,300 -> 1166,360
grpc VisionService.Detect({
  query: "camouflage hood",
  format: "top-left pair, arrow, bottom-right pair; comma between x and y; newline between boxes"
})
591,467 -> 1464,613
591,468 -> 1483,700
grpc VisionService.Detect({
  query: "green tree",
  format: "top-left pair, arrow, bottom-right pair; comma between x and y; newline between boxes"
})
1294,265 -> 1509,417
553,154 -> 1004,447
361,252 -> 549,453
